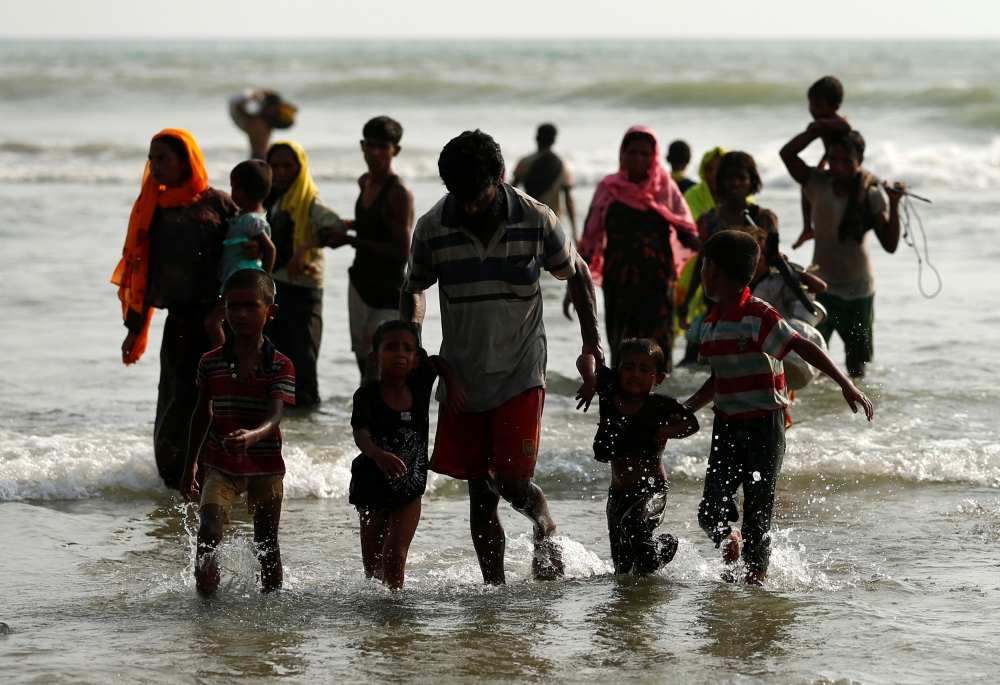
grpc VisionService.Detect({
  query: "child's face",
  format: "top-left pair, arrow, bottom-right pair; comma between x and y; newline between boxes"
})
268,147 -> 302,192
809,97 -> 839,120
721,168 -> 751,203
360,137 -> 400,175
229,174 -> 253,211
827,144 -> 861,183
617,352 -> 664,397
370,330 -> 420,380
621,139 -> 655,181
224,288 -> 277,338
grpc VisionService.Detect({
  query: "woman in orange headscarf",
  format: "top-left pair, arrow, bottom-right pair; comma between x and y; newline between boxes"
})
112,129 -> 237,488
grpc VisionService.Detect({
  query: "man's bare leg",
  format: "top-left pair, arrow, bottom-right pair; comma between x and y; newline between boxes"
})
495,475 -> 564,581
468,475 -> 506,585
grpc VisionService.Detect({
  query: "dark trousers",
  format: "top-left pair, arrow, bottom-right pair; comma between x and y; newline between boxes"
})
154,303 -> 215,490
816,292 -> 874,373
265,281 -> 323,406
698,411 -> 785,572
606,479 -> 669,575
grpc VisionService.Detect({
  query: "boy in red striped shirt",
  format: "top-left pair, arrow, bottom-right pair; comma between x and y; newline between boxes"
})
180,269 -> 295,596
684,231 -> 872,584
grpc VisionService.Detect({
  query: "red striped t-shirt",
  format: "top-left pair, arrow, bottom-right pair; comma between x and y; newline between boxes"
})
195,337 -> 296,476
698,287 -> 800,421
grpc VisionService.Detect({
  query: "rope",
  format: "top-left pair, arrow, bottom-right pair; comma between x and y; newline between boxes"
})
898,191 -> 942,299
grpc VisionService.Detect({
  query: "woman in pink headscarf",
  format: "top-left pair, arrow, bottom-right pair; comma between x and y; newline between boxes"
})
578,125 -> 701,369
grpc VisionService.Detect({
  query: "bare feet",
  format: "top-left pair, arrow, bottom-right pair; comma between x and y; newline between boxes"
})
722,529 -> 742,564
532,536 -> 564,581
745,567 -> 767,585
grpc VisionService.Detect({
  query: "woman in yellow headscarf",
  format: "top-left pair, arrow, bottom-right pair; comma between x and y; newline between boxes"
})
263,141 -> 347,407
112,129 -> 237,488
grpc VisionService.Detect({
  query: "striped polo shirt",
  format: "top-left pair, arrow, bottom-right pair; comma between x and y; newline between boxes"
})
195,337 -> 296,476
403,183 -> 577,412
699,287 -> 800,421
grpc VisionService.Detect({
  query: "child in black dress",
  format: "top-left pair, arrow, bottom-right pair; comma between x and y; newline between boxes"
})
576,338 -> 699,575
349,320 -> 464,589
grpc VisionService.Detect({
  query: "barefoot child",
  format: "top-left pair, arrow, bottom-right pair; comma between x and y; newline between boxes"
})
205,160 -> 277,347
181,270 -> 295,596
684,231 -> 873,585
796,76 -> 849,249
576,339 -> 699,575
349,320 -> 465,590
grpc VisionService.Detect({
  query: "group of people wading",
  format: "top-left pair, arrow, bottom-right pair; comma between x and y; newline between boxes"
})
113,75 -> 899,593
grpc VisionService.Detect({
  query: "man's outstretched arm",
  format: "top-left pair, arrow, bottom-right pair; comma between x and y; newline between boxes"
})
566,255 -> 604,366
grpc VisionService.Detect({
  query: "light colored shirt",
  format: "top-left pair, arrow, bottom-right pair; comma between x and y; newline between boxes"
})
404,184 -> 577,412
219,211 -> 270,288
804,168 -> 887,301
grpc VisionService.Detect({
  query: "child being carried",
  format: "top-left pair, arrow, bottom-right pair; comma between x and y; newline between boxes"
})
576,339 -> 699,575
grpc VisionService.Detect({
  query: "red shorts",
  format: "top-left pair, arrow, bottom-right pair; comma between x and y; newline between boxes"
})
431,387 -> 544,481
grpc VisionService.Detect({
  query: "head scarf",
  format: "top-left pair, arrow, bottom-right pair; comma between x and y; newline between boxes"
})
682,147 -> 728,222
578,125 -> 697,286
111,129 -> 209,365
268,140 -> 320,265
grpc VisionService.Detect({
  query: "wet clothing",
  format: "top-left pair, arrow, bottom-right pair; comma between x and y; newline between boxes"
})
606,479 -> 677,575
264,281 -> 323,406
698,411 -> 785,573
219,211 -> 270,290
698,287 -> 800,421
514,150 -> 573,219
404,184 -> 576,413
602,201 -> 680,370
195,336 -> 296,477
200,468 -> 284,524
817,292 -> 874,368
349,175 -> 405,310
349,364 -> 437,511
431,387 -> 544,481
593,366 -> 696,463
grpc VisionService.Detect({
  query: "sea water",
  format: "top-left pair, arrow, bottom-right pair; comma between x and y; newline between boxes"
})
1,40 -> 999,684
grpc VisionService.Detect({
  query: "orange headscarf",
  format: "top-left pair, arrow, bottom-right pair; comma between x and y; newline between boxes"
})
111,129 -> 209,365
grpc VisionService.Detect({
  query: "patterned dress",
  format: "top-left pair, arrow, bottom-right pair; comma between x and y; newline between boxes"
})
602,201 -> 680,370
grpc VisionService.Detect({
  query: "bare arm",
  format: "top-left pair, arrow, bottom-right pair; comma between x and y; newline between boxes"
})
575,353 -> 598,411
780,126 -> 822,186
332,183 -> 414,264
180,390 -> 213,502
399,291 -> 426,325
564,187 -> 577,240
872,183 -> 905,254
354,428 -> 407,479
254,232 -> 276,273
654,416 -> 700,447
566,255 -> 605,365
684,374 -> 716,412
222,398 -> 285,454
796,267 -> 827,294
789,338 -> 873,420
428,354 -> 467,412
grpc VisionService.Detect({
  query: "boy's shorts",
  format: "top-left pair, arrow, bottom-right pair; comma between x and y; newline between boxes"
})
200,468 -> 284,523
348,282 -> 399,356
430,387 -> 544,481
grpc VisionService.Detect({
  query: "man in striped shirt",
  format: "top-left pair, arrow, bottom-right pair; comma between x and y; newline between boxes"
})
684,231 -> 872,584
401,130 -> 603,584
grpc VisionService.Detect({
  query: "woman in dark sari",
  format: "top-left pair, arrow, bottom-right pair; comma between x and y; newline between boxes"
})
113,129 -> 237,488
578,126 -> 700,370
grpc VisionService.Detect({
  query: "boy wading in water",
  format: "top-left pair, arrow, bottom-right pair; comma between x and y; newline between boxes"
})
684,232 -> 873,584
576,339 -> 699,575
349,321 -> 464,590
180,270 -> 295,596
401,130 -> 604,584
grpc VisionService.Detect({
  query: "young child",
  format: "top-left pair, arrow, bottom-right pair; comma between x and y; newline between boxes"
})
797,76 -> 850,249
684,231 -> 872,585
576,339 -> 700,576
348,320 -> 464,590
180,269 -> 295,596
205,159 -> 277,347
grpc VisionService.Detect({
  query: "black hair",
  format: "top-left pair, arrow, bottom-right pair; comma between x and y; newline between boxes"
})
536,123 -> 557,148
716,151 -> 763,196
230,159 -> 272,203
808,76 -> 844,107
223,269 -> 276,306
616,338 -> 666,374
371,320 -> 420,354
827,130 -> 866,163
621,130 -> 656,152
702,230 -> 760,286
363,116 -> 404,145
666,140 -> 691,167
265,143 -> 296,164
155,135 -> 191,181
438,130 -> 505,203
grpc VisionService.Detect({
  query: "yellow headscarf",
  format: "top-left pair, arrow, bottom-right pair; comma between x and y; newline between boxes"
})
269,140 -> 320,265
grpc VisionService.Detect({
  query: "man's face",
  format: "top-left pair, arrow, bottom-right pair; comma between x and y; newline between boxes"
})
827,144 -> 861,183
224,287 -> 276,338
455,185 -> 503,233
361,137 -> 400,174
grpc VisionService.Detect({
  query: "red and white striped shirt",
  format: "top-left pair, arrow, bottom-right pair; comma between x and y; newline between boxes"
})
699,287 -> 800,421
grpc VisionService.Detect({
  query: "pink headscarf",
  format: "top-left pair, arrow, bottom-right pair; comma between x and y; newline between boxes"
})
578,125 -> 697,286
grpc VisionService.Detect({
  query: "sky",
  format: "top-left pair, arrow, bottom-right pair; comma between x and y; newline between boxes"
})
2,0 -> 1000,40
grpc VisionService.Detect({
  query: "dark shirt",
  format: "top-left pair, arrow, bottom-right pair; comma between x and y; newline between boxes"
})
676,177 -> 697,194
142,188 -> 236,319
349,363 -> 438,509
349,175 -> 405,310
593,366 -> 697,463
